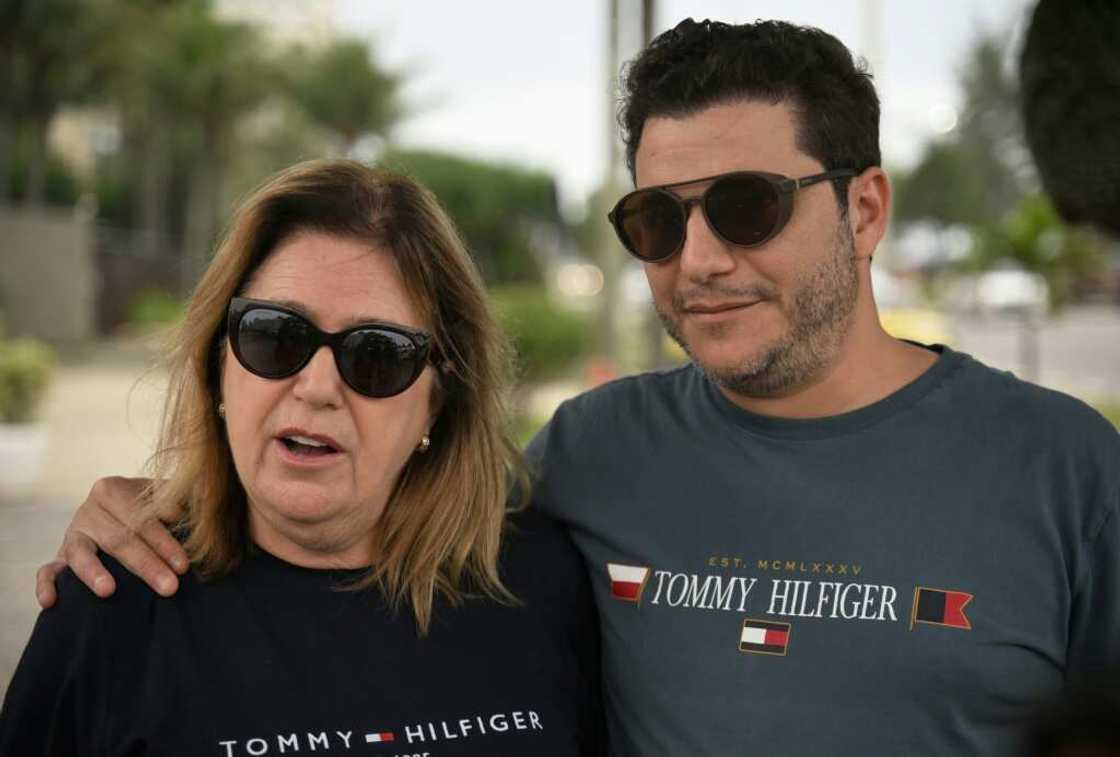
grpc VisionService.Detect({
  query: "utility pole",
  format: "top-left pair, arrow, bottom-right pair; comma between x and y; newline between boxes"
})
638,0 -> 666,370
595,0 -> 660,378
860,0 -> 891,268
594,0 -> 622,367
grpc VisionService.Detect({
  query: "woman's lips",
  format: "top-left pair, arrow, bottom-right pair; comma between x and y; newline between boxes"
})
272,437 -> 344,469
275,427 -> 343,451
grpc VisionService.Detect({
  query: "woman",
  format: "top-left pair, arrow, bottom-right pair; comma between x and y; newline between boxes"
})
0,160 -> 603,755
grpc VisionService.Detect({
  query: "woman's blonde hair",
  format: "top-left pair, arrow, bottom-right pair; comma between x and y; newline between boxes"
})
145,159 -> 525,633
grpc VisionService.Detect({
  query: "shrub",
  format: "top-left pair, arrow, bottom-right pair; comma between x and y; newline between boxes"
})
491,285 -> 591,383
1093,401 -> 1120,430
0,339 -> 55,424
128,289 -> 183,327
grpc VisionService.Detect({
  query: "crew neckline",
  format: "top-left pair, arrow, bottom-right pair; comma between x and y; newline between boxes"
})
703,343 -> 966,441
247,542 -> 373,578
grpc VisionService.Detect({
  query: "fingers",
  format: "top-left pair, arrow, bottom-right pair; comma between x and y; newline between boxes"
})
137,518 -> 190,575
109,534 -> 180,597
42,475 -> 185,605
35,559 -> 67,609
96,476 -> 188,575
62,529 -> 118,598
72,494 -> 180,597
88,476 -> 152,524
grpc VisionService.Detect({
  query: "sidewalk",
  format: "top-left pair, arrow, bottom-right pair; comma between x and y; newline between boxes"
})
0,344 -> 163,701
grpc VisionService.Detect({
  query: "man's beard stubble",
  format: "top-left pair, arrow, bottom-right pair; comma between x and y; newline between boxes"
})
656,224 -> 860,399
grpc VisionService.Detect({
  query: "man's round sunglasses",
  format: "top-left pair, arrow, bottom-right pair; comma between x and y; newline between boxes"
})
227,297 -> 438,399
607,168 -> 855,263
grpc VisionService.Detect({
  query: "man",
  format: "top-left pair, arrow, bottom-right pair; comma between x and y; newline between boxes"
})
31,18 -> 1120,756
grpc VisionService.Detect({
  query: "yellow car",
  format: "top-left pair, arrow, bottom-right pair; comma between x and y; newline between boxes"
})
879,307 -> 952,345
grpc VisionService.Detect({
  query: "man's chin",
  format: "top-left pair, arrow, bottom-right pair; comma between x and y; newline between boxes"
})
683,343 -> 775,382
660,310 -> 780,373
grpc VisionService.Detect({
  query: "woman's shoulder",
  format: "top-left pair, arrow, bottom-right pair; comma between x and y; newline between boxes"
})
498,507 -> 592,610
0,554 -> 171,747
53,553 -> 156,617
501,507 -> 583,571
49,551 -> 202,643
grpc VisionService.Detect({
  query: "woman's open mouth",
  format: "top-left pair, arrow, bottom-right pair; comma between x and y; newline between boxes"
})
274,434 -> 343,467
281,434 -> 337,457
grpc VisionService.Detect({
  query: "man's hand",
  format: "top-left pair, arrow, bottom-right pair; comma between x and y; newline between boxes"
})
35,476 -> 188,608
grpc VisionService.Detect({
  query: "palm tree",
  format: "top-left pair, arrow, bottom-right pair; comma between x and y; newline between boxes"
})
0,0 -> 114,204
108,1 -> 276,278
291,38 -> 400,157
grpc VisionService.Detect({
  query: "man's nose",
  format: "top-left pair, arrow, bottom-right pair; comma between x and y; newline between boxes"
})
677,201 -> 737,282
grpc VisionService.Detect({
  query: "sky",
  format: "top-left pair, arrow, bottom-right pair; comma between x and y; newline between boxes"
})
335,0 -> 1035,216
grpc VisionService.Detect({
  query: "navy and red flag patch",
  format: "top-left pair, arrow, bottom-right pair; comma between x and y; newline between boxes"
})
910,587 -> 973,630
738,619 -> 791,656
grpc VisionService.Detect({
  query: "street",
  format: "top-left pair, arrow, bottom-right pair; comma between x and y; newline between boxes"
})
1,351 -> 163,702
950,305 -> 1120,400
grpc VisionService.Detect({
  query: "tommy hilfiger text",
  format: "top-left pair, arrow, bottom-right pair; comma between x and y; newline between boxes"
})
216,711 -> 543,755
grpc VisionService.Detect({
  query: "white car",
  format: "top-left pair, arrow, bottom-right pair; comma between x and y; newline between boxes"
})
974,269 -> 1049,313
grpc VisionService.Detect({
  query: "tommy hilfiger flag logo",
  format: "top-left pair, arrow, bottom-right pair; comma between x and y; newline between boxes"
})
607,563 -> 650,602
910,587 -> 973,630
364,732 -> 395,744
739,619 -> 791,656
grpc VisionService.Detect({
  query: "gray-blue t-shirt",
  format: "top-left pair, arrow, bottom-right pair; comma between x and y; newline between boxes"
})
527,345 -> 1120,757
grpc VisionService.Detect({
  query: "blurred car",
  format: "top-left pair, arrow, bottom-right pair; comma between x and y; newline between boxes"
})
880,307 -> 952,345
872,268 -> 953,345
974,269 -> 1049,313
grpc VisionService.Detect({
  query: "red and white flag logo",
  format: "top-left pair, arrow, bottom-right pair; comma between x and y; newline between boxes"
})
739,619 -> 791,656
607,563 -> 650,602
365,732 -> 394,744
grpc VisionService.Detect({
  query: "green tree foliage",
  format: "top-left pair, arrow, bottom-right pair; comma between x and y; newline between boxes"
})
968,195 -> 1106,310
892,141 -> 990,228
953,35 -> 1032,218
103,2 -> 271,257
138,2 -> 278,263
1020,0 -> 1120,237
3,1 -> 404,257
4,149 -> 81,206
491,286 -> 590,383
0,338 -> 55,424
385,149 -> 562,285
894,34 -> 1033,228
102,7 -> 403,265
0,0 -> 117,203
291,39 -> 401,155
893,18 -> 1114,323
1093,401 -> 1120,430
3,0 -> 568,302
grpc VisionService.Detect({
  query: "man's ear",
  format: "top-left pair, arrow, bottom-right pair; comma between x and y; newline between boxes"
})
848,167 -> 891,261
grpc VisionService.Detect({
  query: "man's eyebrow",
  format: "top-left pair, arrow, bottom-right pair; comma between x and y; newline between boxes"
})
267,299 -> 412,330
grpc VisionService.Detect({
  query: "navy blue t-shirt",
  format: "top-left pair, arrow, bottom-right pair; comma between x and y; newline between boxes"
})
0,509 -> 604,756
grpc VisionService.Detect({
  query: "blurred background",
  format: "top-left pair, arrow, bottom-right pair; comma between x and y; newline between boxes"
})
1,0 -> 1118,699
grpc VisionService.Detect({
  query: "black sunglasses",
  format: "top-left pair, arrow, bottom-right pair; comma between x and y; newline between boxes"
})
227,297 -> 437,399
607,168 -> 855,263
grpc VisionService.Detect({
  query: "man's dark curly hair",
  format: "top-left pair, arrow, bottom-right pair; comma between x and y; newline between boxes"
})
619,18 -> 881,205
